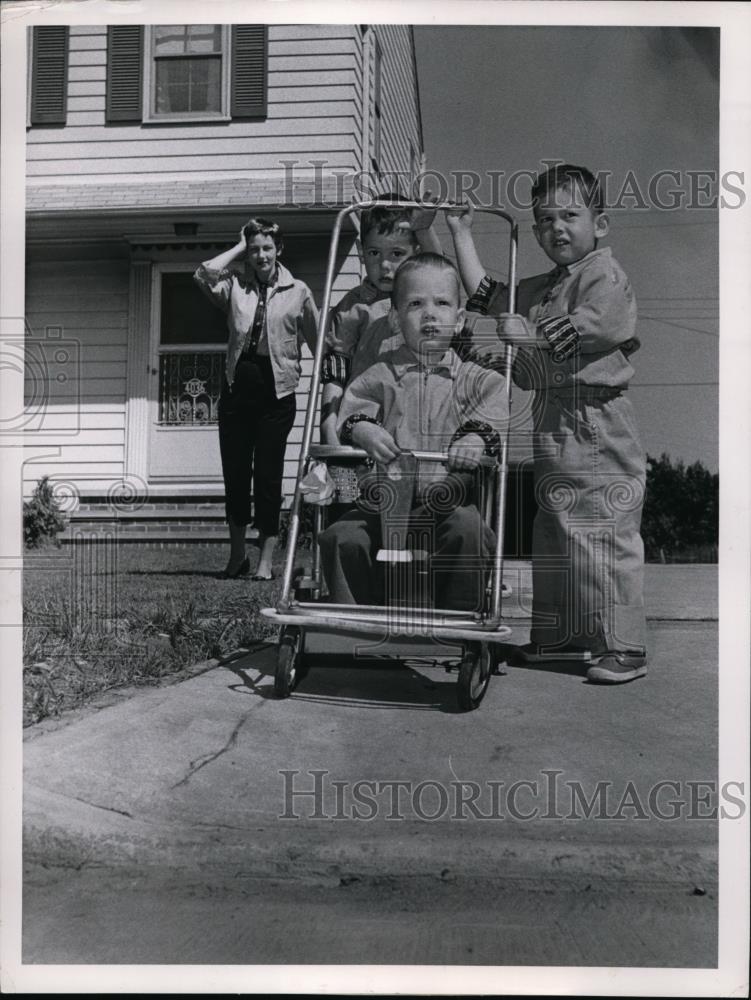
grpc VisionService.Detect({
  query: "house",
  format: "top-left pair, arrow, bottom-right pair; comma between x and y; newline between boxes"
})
24,22 -> 424,541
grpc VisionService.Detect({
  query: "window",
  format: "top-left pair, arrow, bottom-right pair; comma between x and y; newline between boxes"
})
371,38 -> 382,174
145,25 -> 229,122
106,24 -> 268,125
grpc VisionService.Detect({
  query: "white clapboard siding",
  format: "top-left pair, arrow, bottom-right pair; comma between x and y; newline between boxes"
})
29,116 -> 361,144
27,24 -> 364,182
24,258 -> 129,494
28,151 -> 359,180
22,428 -> 126,447
23,462 -> 126,498
369,25 -> 421,184
24,404 -> 126,430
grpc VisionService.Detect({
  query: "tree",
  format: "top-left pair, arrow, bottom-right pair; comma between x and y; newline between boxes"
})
641,453 -> 718,561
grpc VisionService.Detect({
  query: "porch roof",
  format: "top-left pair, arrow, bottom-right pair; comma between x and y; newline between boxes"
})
25,176 -> 363,244
26,175 -> 358,216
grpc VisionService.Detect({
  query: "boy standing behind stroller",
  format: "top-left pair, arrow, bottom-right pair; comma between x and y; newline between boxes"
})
447,164 -> 648,684
321,198 -> 440,443
319,253 -> 508,612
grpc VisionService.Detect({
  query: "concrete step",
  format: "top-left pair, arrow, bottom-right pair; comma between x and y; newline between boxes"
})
57,500 -> 264,543
58,500 -> 233,543
71,503 -> 226,520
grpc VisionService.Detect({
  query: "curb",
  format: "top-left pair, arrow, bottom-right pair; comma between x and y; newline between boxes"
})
24,781 -> 717,887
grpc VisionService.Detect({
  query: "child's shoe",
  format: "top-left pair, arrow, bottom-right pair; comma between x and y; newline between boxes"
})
586,651 -> 647,684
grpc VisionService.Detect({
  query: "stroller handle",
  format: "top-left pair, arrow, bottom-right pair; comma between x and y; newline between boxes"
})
309,444 -> 498,468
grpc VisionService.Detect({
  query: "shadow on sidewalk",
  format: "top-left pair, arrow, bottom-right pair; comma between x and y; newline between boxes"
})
222,650 -> 500,715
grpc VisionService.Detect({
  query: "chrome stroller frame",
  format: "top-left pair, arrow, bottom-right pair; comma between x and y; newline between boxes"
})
262,200 -> 519,710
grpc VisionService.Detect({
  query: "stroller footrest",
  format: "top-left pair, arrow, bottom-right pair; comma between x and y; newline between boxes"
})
376,549 -> 412,563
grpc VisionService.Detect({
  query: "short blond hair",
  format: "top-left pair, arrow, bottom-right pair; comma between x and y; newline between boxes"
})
391,252 -> 462,307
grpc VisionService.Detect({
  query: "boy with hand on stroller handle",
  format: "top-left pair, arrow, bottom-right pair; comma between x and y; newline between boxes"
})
446,201 -> 543,351
446,165 -> 648,685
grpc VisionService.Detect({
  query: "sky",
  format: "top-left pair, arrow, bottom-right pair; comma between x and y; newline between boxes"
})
414,25 -> 720,471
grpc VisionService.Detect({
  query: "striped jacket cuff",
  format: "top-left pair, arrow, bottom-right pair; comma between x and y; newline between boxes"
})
538,315 -> 580,361
465,274 -> 498,315
321,352 -> 352,385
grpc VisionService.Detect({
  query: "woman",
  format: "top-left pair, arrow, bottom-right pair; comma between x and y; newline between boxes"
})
194,218 -> 319,579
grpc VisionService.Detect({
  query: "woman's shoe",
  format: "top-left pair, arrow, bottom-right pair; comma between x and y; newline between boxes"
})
251,570 -> 275,582
222,557 -> 250,580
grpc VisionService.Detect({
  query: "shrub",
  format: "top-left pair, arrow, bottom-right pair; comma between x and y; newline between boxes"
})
23,477 -> 67,549
642,453 -> 718,562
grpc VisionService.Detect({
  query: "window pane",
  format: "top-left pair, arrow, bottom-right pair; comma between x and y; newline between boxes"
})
185,25 -> 222,54
155,56 -> 221,114
153,24 -> 221,55
160,273 -> 228,345
153,25 -> 189,55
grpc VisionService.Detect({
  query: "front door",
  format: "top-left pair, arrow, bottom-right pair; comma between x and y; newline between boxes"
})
147,264 -> 226,484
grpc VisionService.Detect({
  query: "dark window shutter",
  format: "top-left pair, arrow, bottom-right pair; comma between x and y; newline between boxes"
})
106,25 -> 143,123
231,25 -> 267,119
30,26 -> 69,125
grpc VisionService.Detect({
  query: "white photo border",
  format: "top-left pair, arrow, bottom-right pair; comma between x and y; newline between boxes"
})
1,0 -> 748,995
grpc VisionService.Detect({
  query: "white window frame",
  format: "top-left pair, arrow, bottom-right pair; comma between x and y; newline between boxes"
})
143,24 -> 231,124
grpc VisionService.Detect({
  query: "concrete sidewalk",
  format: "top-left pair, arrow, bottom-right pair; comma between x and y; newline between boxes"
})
24,564 -> 718,885
486,561 -> 717,621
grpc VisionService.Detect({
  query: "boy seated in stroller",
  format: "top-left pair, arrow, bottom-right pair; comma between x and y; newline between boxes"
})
319,253 -> 508,612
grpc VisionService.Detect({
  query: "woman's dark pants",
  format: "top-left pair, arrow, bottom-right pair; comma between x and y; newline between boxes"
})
218,355 -> 296,535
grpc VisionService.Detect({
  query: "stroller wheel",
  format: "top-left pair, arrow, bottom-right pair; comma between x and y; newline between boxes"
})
457,642 -> 492,711
275,627 -> 302,698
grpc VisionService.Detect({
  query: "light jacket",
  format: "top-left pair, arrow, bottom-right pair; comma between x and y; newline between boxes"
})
467,247 -> 639,390
194,261 -> 319,396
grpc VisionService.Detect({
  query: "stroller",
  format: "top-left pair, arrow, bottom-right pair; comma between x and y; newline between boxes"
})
262,200 -> 522,711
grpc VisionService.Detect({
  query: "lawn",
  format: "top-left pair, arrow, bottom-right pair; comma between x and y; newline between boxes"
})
22,544 -> 298,727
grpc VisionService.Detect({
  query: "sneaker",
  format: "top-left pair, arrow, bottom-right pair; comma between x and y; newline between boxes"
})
586,651 -> 647,684
514,642 -> 592,664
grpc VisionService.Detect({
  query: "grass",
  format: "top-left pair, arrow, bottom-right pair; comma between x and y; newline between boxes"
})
23,544 -> 300,727
23,534 -> 716,727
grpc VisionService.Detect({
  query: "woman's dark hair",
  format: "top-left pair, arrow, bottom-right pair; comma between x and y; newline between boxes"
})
531,164 -> 605,215
243,217 -> 284,253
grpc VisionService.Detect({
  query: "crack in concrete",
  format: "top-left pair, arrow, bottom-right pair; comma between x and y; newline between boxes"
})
69,795 -> 133,819
170,714 -> 249,789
